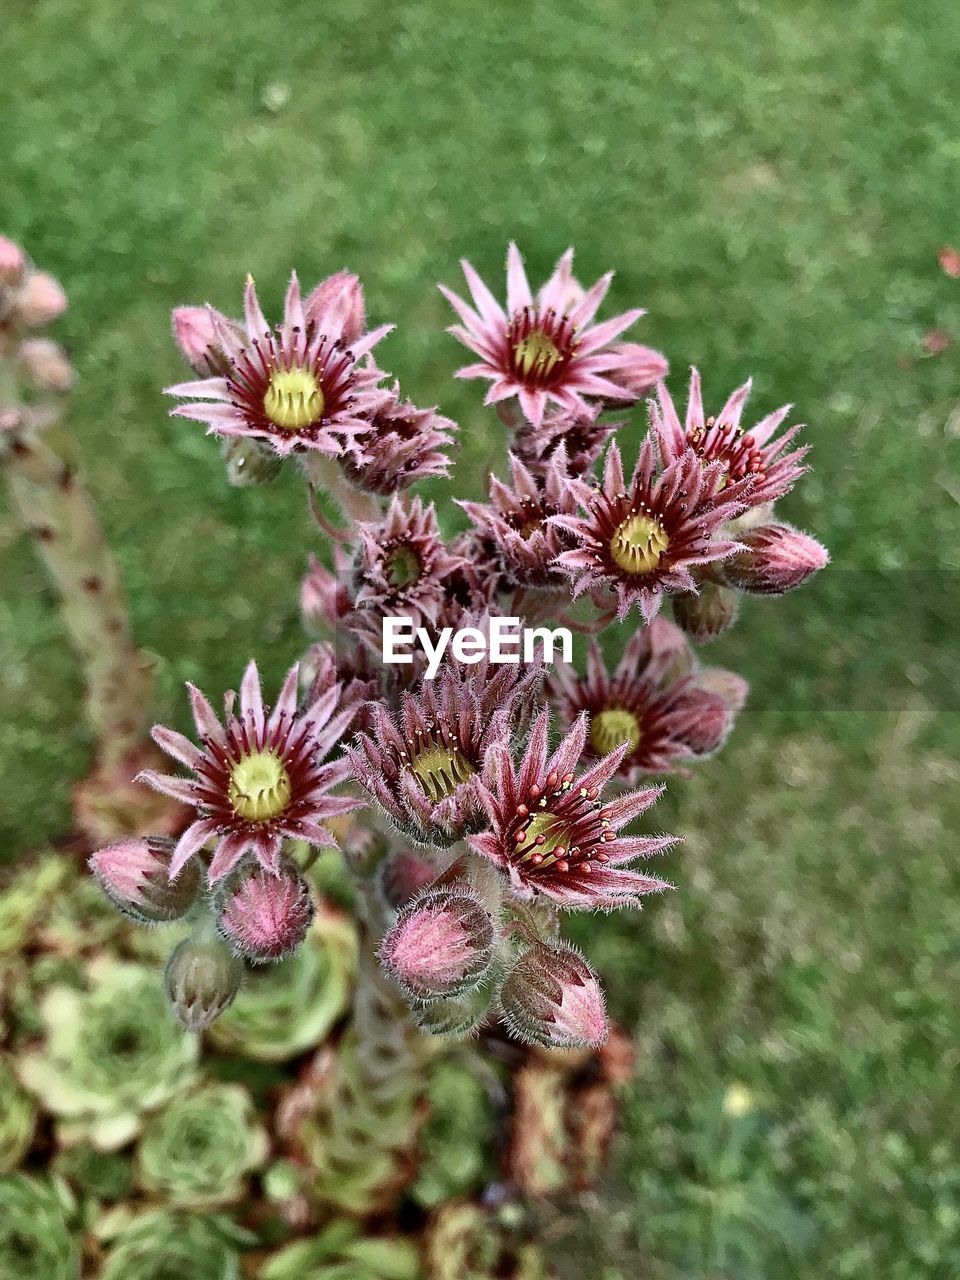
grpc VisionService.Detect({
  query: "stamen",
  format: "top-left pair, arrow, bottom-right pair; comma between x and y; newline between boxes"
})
610,513 -> 669,574
263,367 -> 324,430
409,742 -> 474,802
228,750 -> 291,821
590,707 -> 642,756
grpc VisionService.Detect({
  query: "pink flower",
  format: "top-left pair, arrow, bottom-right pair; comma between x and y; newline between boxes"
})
457,445 -> 579,589
348,660 -> 540,848
171,306 -> 232,375
13,271 -> 67,327
89,837 -> 200,923
0,235 -> 26,287
440,242 -> 657,428
341,383 -> 456,495
653,368 -> 808,509
514,403 -> 620,478
603,342 -> 670,401
166,272 -> 393,458
468,711 -> 676,909
217,860 -> 315,962
138,660 -> 361,883
547,619 -> 745,780
722,522 -> 829,595
304,270 -> 366,345
552,439 -> 748,622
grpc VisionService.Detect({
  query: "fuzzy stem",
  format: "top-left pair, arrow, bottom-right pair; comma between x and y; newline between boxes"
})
1,425 -> 152,769
301,451 -> 383,524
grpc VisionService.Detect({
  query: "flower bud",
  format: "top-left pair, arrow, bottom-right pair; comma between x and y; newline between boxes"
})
0,235 -> 26,287
674,689 -> 731,757
413,982 -> 495,1039
692,667 -> 750,715
604,342 -> 670,400
216,861 -> 314,963
673,581 -> 739,643
377,847 -> 438,910
89,837 -> 200,924
171,306 -> 230,375
164,933 -> 243,1031
500,943 -> 607,1049
303,270 -> 365,344
13,270 -> 67,326
379,886 -> 495,1001
722,523 -> 829,596
17,337 -> 75,392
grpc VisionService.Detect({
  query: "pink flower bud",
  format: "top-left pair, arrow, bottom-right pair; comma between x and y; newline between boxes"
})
674,689 -> 730,757
673,581 -> 739,643
379,886 -> 495,1001
723,523 -> 829,596
164,932 -> 244,1030
89,837 -> 200,923
604,342 -> 670,400
304,271 -> 366,345
0,235 -> 26,286
377,848 -> 439,910
13,271 -> 67,327
17,337 -> 75,393
171,306 -> 230,375
217,861 -> 314,963
500,943 -> 607,1049
692,667 -> 750,715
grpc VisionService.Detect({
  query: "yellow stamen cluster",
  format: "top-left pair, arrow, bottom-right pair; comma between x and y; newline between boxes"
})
410,744 -> 474,802
513,330 -> 562,379
589,707 -> 642,756
228,750 -> 292,821
263,367 -> 324,430
609,513 -> 669,574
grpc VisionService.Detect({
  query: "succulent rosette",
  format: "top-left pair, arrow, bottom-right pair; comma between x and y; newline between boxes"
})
548,618 -> 745,779
259,1219 -> 421,1280
412,1060 -> 493,1209
440,241 -> 660,427
0,1054 -> 36,1173
16,958 -> 197,1149
552,438 -> 750,622
652,368 -> 808,510
98,1209 -> 248,1280
137,660 -> 360,883
166,272 -> 393,458
457,445 -> 578,589
468,710 -> 676,909
134,1081 -> 269,1208
348,660 -> 541,847
425,1202 -> 549,1280
209,902 -> 356,1061
0,1175 -> 79,1280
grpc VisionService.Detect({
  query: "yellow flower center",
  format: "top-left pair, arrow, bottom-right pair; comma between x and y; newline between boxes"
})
609,513 -> 669,574
228,750 -> 292,821
513,329 -> 562,379
410,745 -> 474,802
589,707 -> 642,757
263,367 -> 324,430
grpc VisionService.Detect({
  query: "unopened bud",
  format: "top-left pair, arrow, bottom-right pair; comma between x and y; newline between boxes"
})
673,581 -> 739,643
0,235 -> 26,287
89,837 -> 200,924
722,523 -> 829,596
217,860 -> 314,963
500,943 -> 607,1049
171,306 -> 230,375
379,886 -> 495,1001
604,342 -> 670,400
164,933 -> 243,1030
13,271 -> 67,327
692,667 -> 750,715
413,982 -> 494,1038
674,689 -> 731,757
17,337 -> 75,392
304,271 -> 366,344
377,848 -> 438,910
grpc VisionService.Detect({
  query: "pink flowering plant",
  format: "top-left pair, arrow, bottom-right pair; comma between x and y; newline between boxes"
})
2,235 -> 828,1229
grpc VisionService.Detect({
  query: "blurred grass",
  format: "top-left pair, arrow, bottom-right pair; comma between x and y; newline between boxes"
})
2,0 -> 959,1274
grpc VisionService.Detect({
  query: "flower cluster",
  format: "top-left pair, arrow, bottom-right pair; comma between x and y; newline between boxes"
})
85,246 -> 827,1055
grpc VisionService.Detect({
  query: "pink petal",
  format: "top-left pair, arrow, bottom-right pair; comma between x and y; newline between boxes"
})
506,241 -> 533,314
170,819 -> 217,880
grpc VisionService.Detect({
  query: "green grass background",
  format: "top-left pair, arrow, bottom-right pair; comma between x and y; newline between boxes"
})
2,0 -> 959,1273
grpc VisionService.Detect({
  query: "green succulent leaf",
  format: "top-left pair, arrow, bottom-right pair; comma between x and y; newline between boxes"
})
98,1209 -> 249,1280
0,1053 -> 36,1173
